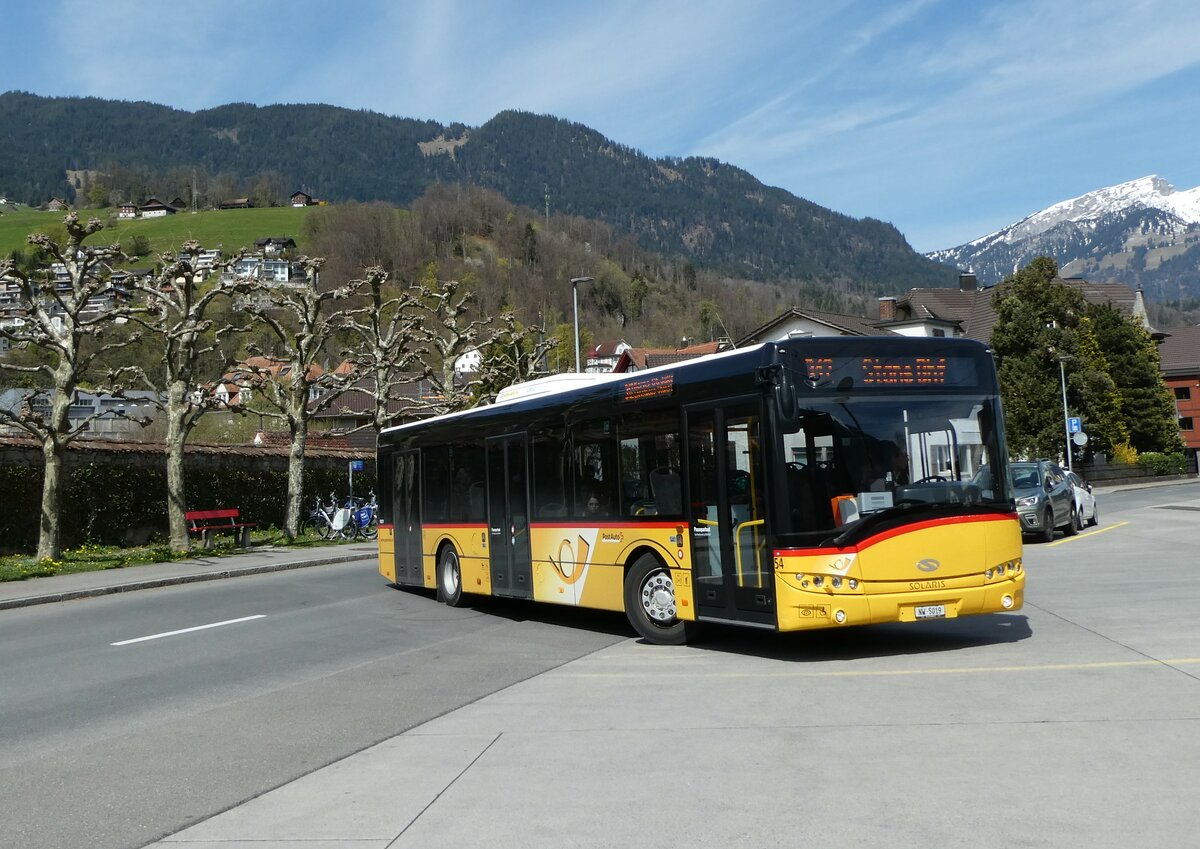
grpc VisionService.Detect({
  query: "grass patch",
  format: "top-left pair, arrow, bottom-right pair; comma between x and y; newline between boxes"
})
0,527 -> 360,583
0,206 -> 314,258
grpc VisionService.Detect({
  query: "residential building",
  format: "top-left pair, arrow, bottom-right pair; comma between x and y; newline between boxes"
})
1157,324 -> 1200,461
255,237 -> 297,255
0,389 -> 161,438
885,272 -> 1152,342
214,356 -> 326,408
586,340 -> 632,372
737,308 -> 895,345
140,197 -> 177,218
612,340 -> 733,373
117,202 -> 138,219
290,191 -> 315,207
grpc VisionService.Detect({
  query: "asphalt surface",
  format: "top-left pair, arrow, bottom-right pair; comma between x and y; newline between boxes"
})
3,476 -> 1198,849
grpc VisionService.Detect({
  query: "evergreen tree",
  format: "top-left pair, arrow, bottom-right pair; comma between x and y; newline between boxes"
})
1087,302 -> 1183,453
990,257 -> 1083,461
1072,315 -> 1128,456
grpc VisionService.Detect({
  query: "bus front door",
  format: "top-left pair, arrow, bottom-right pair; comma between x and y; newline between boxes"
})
686,402 -> 775,627
393,450 -> 423,586
486,434 -> 533,599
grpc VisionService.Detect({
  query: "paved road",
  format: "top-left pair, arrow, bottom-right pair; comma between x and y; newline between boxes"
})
1,479 -> 1197,848
0,560 -> 628,849
150,480 -> 1199,849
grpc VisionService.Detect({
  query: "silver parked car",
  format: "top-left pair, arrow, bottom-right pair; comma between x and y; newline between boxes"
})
1066,470 -> 1099,529
1012,459 -> 1077,542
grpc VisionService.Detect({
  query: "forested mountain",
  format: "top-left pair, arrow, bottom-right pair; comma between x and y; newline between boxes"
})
0,92 -> 956,293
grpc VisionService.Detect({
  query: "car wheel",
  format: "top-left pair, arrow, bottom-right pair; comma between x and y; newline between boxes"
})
1088,502 -> 1099,527
1065,505 -> 1079,535
1039,509 -> 1055,543
623,553 -> 697,645
437,545 -> 463,606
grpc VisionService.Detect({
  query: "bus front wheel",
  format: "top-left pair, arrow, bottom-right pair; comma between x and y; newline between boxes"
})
437,546 -> 464,607
623,554 -> 695,645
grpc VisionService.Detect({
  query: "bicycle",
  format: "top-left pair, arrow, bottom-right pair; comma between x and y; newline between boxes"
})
298,492 -> 339,539
335,492 -> 378,541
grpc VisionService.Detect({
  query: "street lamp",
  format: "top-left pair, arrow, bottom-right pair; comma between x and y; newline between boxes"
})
1057,354 -> 1072,470
571,276 -> 593,373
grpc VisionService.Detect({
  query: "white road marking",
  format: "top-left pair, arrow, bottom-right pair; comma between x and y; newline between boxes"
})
111,614 -> 266,646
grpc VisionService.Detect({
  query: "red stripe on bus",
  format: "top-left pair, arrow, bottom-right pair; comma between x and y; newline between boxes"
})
378,523 -> 394,530
423,523 -> 489,529
774,513 -> 1018,556
531,520 -> 682,529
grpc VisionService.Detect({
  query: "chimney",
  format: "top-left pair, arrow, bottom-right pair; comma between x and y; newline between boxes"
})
878,296 -> 897,321
959,272 -> 978,291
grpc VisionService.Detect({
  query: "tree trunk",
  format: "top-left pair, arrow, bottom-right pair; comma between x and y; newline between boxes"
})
37,382 -> 74,561
285,416 -> 307,538
38,436 -> 66,562
165,381 -> 190,552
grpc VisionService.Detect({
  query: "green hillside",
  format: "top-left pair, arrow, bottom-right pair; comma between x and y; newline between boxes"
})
0,92 -> 959,292
0,206 -> 313,258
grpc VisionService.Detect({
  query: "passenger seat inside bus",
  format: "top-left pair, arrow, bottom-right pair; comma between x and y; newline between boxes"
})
468,482 -> 485,520
649,467 -> 682,515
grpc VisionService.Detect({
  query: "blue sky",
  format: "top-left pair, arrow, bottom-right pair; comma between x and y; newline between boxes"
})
5,0 -> 1200,252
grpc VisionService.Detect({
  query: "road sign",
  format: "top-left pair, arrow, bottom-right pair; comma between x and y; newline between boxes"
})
1068,416 -> 1081,434
350,460 -> 365,472
1073,431 -> 1089,446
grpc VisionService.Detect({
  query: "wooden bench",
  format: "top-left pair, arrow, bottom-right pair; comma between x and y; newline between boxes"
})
186,508 -> 257,549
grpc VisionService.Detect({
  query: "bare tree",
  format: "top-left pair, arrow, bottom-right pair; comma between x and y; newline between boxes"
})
120,241 -> 245,551
233,257 -> 355,537
338,266 -> 429,433
0,213 -> 142,560
418,271 -> 557,414
468,314 -> 559,405
419,275 -> 498,412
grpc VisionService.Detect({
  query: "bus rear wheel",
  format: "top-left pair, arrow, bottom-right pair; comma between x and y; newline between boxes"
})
437,546 -> 464,607
623,554 -> 695,645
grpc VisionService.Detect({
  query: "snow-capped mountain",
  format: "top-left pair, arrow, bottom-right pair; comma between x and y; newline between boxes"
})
927,176 -> 1200,302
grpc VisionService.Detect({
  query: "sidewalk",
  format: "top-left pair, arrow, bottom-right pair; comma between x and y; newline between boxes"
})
1089,473 -> 1200,496
0,542 -> 377,611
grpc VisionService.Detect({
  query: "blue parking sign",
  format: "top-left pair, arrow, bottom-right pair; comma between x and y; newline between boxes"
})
351,460 -> 365,472
1068,417 -> 1081,434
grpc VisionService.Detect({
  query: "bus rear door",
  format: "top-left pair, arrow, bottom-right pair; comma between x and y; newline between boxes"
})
393,449 -> 422,586
486,434 -> 533,599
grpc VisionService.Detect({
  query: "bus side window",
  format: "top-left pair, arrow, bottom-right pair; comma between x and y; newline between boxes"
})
424,445 -> 451,523
571,418 -> 615,518
532,428 -> 569,519
617,410 -> 681,516
452,442 -> 487,523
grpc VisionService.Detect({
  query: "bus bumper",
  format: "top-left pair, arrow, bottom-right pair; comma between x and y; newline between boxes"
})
774,572 -> 1025,632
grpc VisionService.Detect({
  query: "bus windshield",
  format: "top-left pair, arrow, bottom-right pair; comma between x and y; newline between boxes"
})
775,394 -> 1011,540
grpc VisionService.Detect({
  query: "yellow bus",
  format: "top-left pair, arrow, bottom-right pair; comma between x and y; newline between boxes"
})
376,337 -> 1023,644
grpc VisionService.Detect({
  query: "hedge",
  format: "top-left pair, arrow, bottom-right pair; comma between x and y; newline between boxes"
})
0,453 -> 376,553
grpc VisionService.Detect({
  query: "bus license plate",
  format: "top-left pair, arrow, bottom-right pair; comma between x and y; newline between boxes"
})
915,604 -> 946,620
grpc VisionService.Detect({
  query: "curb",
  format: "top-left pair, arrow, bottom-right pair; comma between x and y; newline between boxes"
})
0,551 -> 372,612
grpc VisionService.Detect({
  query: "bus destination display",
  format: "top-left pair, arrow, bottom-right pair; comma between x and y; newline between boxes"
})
804,356 -> 955,387
621,372 -> 675,403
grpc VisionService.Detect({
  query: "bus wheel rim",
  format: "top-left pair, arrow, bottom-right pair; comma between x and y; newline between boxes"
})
640,571 -> 677,624
442,554 -> 459,595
